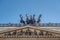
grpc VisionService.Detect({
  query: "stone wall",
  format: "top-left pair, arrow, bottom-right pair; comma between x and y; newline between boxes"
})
0,38 -> 60,40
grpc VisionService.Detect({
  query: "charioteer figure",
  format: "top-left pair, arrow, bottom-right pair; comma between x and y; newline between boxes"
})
26,14 -> 36,25
29,15 -> 33,24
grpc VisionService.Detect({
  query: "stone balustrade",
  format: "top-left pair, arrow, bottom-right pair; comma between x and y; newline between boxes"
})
0,23 -> 60,27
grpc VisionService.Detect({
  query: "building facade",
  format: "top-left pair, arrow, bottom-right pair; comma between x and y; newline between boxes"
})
0,14 -> 60,40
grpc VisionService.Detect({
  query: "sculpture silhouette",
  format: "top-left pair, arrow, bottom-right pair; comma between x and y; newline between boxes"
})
33,14 -> 36,24
20,14 -> 25,24
37,14 -> 42,23
26,14 -> 30,24
19,14 -> 42,25
29,15 -> 33,24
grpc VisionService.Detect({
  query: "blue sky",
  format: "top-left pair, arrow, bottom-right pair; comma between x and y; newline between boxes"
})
0,0 -> 60,23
